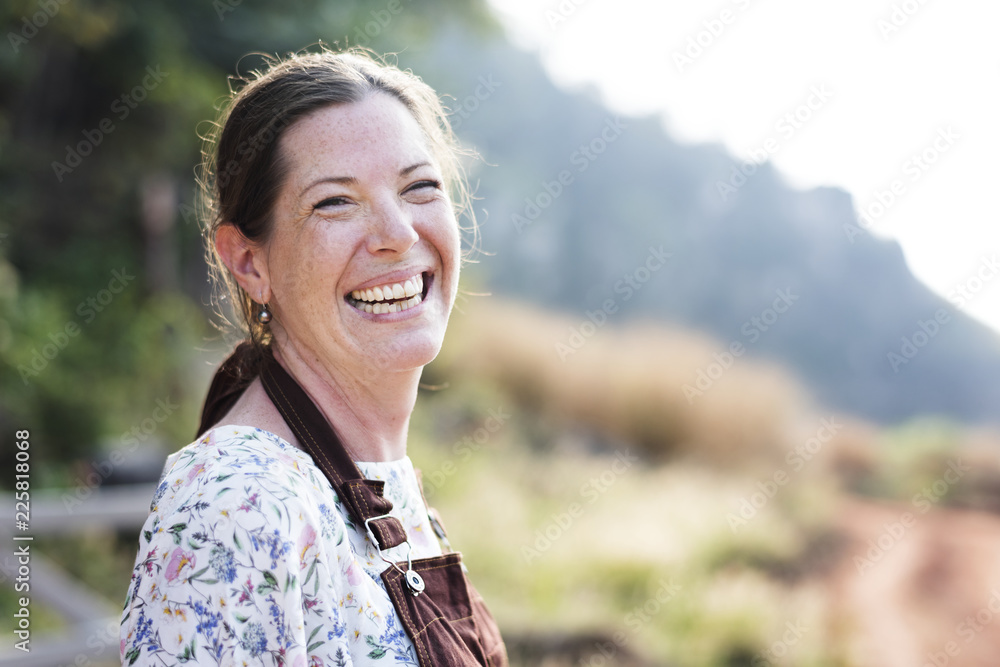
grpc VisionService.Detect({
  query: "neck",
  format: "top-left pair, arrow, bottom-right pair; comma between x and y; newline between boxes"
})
271,339 -> 419,462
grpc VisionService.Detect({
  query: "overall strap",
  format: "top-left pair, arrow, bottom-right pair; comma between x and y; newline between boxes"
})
258,348 -> 408,551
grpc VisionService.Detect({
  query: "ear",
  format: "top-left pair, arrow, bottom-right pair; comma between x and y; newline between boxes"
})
214,223 -> 271,303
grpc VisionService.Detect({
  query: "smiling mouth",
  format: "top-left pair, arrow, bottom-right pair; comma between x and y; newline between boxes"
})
345,271 -> 431,315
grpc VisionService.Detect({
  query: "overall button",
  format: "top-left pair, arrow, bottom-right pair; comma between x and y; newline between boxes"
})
405,569 -> 425,595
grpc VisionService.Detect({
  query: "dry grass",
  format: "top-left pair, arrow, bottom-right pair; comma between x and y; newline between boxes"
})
431,296 -> 810,468
430,296 -> 1000,496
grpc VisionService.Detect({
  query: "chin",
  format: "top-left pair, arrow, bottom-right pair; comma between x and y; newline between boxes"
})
368,331 -> 444,373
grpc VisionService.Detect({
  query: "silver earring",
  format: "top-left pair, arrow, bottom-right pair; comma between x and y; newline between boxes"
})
257,292 -> 271,324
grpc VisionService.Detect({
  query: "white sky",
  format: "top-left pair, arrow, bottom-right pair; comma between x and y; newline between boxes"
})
485,0 -> 1000,333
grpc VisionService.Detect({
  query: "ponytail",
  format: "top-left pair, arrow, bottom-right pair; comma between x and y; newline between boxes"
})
196,340 -> 265,438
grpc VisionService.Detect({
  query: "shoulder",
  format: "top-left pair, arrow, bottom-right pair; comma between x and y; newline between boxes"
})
164,423 -> 305,475
139,425 -> 350,575
150,425 -> 328,514
125,425 -> 350,608
121,427 -> 357,665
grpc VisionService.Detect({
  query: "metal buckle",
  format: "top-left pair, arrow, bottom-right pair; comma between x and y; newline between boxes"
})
364,514 -> 425,596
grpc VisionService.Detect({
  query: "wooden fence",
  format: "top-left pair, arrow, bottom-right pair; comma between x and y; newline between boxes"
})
0,484 -> 155,667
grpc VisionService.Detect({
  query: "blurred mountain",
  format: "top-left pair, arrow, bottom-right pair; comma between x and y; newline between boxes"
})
403,24 -> 1000,426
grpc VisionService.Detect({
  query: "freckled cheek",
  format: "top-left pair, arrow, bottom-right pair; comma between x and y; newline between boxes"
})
276,246 -> 339,317
422,208 -> 461,269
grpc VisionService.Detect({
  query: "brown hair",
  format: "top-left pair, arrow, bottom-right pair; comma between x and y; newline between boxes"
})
198,47 -> 478,428
195,46 -> 478,433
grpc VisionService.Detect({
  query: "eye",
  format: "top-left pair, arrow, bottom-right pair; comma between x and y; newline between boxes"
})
313,196 -> 351,211
403,179 -> 442,200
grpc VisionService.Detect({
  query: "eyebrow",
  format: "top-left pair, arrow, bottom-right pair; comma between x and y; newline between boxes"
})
302,162 -> 433,195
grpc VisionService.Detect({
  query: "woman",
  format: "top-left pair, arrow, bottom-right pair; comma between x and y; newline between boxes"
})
120,47 -> 507,666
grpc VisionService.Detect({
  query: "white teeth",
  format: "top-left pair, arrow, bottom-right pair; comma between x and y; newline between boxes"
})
354,292 -> 423,315
349,273 -> 425,304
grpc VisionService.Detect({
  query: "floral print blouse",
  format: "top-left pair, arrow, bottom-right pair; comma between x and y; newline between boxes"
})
120,425 -> 444,666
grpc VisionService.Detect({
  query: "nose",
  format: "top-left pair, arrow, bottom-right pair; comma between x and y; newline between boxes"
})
366,194 -> 419,255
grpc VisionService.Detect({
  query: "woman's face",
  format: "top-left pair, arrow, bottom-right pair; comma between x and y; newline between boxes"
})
262,93 -> 461,378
